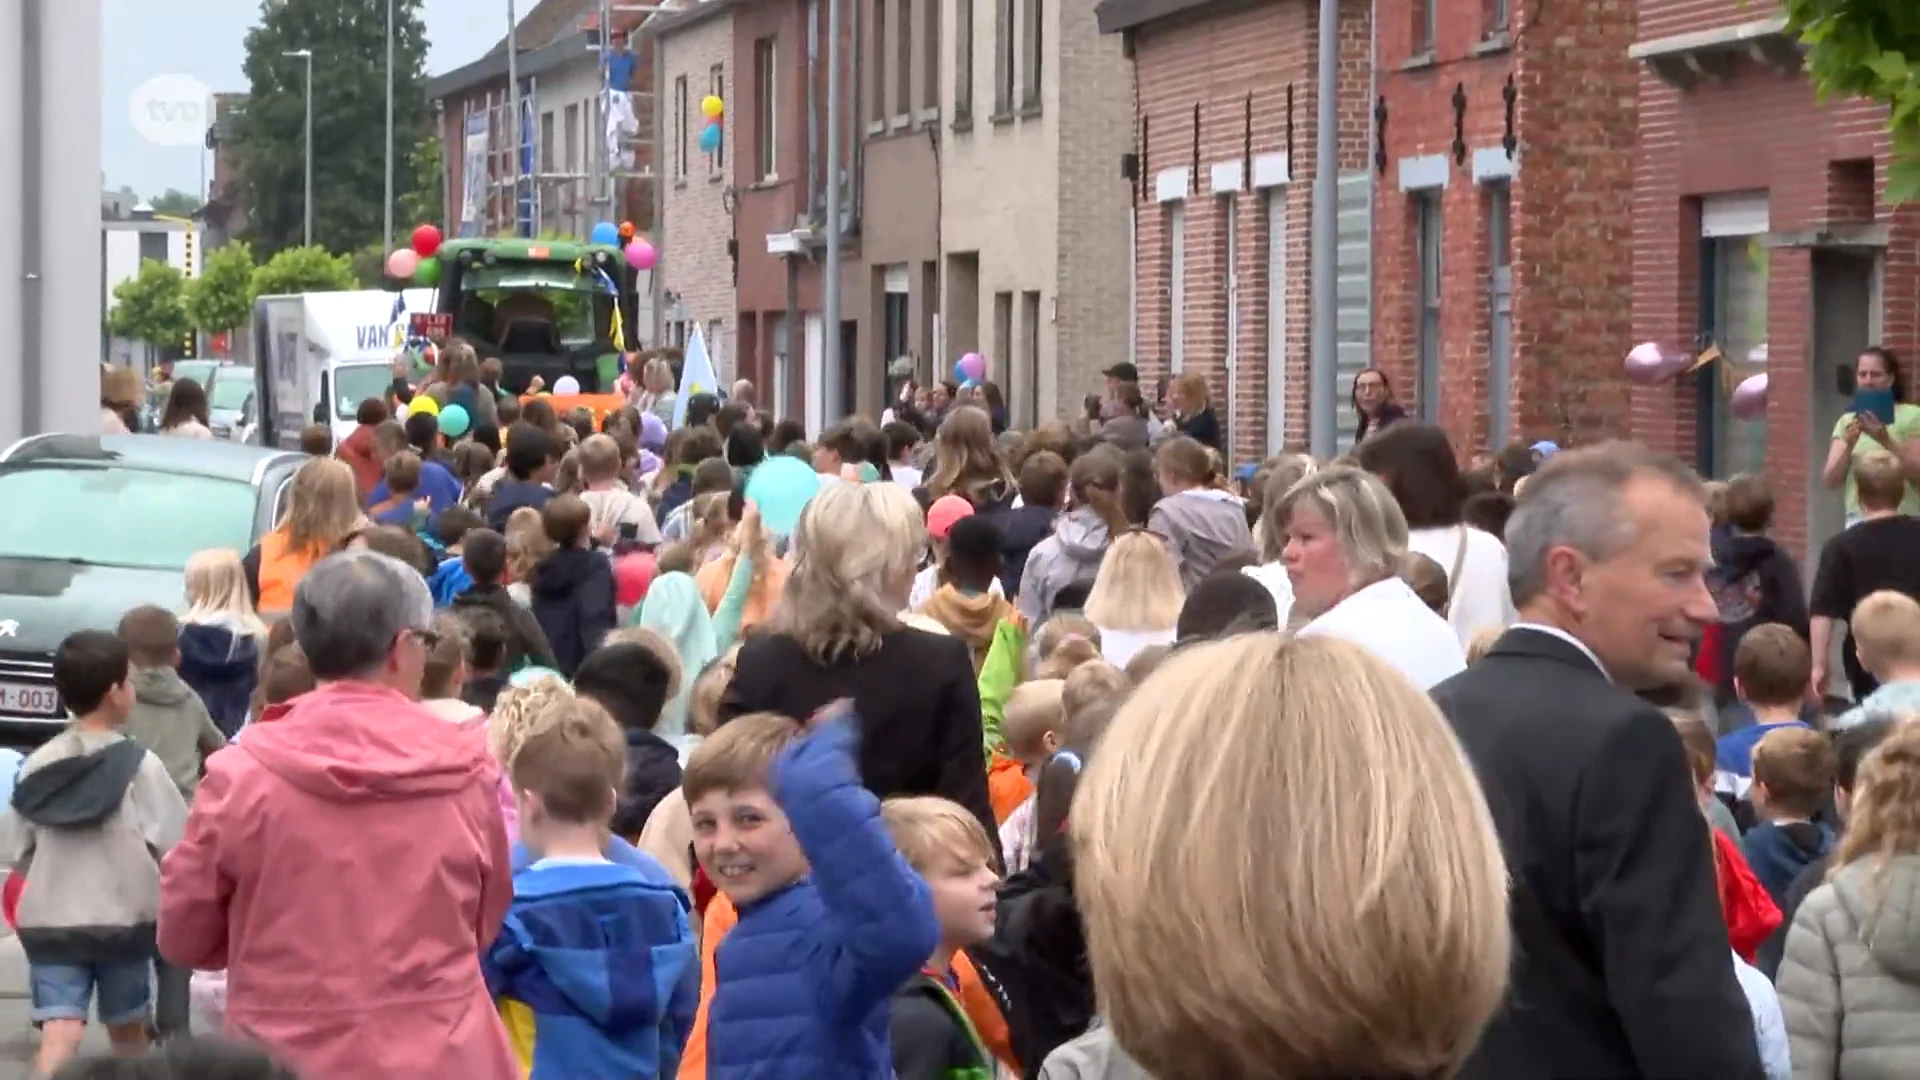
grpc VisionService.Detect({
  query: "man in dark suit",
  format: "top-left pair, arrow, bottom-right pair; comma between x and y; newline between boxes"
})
1431,442 -> 1763,1080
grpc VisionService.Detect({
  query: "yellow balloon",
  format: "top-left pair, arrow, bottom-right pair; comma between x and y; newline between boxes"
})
409,395 -> 440,418
701,94 -> 724,120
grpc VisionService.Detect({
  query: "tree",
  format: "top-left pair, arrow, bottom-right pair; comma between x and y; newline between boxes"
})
397,136 -> 445,233
188,241 -> 258,335
150,189 -> 203,217
233,0 -> 433,256
251,245 -> 358,298
1788,0 -> 1920,200
109,260 -> 192,350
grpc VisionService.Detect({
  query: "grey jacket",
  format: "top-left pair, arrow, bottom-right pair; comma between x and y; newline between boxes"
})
1019,508 -> 1110,623
1039,1026 -> 1155,1080
1777,855 -> 1920,1080
1148,489 -> 1255,592
124,666 -> 226,799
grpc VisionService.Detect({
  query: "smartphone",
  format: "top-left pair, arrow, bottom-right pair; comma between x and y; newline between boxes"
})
1154,375 -> 1170,402
1853,387 -> 1897,425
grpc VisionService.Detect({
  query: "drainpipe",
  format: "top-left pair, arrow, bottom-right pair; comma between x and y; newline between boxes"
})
1307,0 -> 1339,458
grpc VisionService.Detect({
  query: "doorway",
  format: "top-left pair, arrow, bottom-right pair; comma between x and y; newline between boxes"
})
1809,250 -> 1877,554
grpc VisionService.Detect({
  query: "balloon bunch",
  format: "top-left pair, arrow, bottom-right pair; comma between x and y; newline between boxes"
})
699,94 -> 724,155
953,351 -> 986,386
387,225 -> 445,285
591,220 -> 657,270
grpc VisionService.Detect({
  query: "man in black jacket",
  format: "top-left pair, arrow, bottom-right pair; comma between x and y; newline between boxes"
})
1431,442 -> 1763,1080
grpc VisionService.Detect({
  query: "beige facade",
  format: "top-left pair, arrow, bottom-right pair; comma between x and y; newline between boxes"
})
939,0 -> 1133,424
655,6 -> 739,379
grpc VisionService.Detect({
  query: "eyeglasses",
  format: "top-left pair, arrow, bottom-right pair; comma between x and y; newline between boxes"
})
395,627 -> 443,652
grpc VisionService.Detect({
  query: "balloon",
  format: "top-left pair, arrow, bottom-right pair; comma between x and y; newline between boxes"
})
553,375 -> 581,395
1731,373 -> 1769,421
510,667 -> 569,689
385,248 -> 420,279
1624,341 -> 1685,387
590,221 -> 620,246
438,402 -> 471,438
626,238 -> 657,271
744,455 -> 822,537
701,94 -> 725,120
407,395 -> 440,418
699,122 -> 722,154
619,220 -> 636,241
410,223 -> 443,258
958,351 -> 986,382
414,256 -> 441,287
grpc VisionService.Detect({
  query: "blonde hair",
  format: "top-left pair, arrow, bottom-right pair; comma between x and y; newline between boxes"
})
1256,454 -> 1320,559
579,433 -> 623,482
1004,678 -> 1067,756
689,643 -> 742,737
1465,625 -> 1503,665
1273,465 -> 1409,594
1398,550 -> 1450,615
1852,590 -> 1920,675
1032,612 -> 1101,679
183,548 -> 268,638
926,405 -> 1017,505
488,675 -> 575,768
277,457 -> 362,556
102,365 -> 143,408
1835,721 -> 1920,897
768,481 -> 925,663
1084,532 -> 1184,633
1063,661 -> 1130,745
1855,450 -> 1907,512
505,506 -> 554,583
1071,634 -> 1509,1080
1703,479 -> 1730,529
420,612 -> 472,700
1171,371 -> 1211,415
882,796 -> 996,873
682,712 -> 803,803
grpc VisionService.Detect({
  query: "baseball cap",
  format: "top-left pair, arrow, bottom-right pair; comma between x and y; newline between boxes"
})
1530,440 -> 1561,459
926,495 -> 975,541
1102,362 -> 1140,383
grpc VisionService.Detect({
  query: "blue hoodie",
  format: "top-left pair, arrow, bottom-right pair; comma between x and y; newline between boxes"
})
176,622 -> 261,738
483,859 -> 698,1079
1742,820 -> 1834,906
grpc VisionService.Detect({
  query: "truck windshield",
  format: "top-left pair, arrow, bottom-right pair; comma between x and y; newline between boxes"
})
333,364 -> 393,421
0,465 -> 257,571
461,265 -> 612,348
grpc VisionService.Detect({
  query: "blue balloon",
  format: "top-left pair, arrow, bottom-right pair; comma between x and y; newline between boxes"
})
589,221 -> 620,246
743,455 -> 823,538
954,359 -> 968,383
699,122 -> 722,153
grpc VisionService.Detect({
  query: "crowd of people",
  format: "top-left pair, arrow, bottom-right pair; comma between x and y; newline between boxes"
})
17,346 -> 1920,1080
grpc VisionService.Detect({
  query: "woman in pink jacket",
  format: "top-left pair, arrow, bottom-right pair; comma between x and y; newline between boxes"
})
160,550 -> 516,1080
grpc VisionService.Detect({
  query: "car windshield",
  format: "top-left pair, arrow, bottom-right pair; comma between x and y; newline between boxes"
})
334,364 -> 393,421
0,465 -> 256,571
208,369 -> 254,411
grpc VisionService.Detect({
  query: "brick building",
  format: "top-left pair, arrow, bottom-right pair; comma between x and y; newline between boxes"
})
1371,0 -> 1637,456
652,0 -> 738,379
1099,0 -> 1375,465
1629,5 -> 1920,556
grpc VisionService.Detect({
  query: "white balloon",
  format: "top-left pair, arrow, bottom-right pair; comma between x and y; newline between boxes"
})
553,375 -> 581,395
395,401 -> 412,420
1731,373 -> 1768,421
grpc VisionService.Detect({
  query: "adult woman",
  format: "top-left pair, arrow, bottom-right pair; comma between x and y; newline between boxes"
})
720,480 -> 997,849
1241,454 -> 1319,626
1823,346 -> 1920,524
1357,422 -> 1516,645
1351,366 -> 1407,443
243,457 -> 366,617
924,405 -> 1018,510
631,357 -> 677,426
416,341 -> 499,431
100,365 -> 143,434
1083,531 -> 1185,668
1057,633 -> 1509,1080
1169,372 -> 1221,451
158,377 -> 215,439
1277,466 -> 1465,688
978,380 -> 1010,434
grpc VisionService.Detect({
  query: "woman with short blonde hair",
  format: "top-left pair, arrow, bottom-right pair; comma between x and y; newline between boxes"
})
1063,633 -> 1510,1080
1083,533 -> 1183,668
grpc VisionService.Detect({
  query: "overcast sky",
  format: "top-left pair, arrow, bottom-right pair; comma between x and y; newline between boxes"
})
104,0 -> 501,198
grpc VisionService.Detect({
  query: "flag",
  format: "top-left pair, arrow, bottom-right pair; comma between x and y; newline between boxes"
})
673,324 -> 718,429
388,292 -> 409,350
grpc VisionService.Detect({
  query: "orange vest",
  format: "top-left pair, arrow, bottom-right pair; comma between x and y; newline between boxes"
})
257,529 -> 322,614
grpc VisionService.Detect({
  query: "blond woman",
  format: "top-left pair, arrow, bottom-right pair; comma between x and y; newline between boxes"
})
1083,532 -> 1183,669
245,457 -> 364,617
925,405 -> 1018,509
1052,633 -> 1509,1080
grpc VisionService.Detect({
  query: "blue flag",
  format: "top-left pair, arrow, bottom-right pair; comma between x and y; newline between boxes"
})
673,324 -> 719,428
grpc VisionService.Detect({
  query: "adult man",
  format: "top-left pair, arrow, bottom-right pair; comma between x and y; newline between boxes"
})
1431,443 -> 1762,1080
160,552 -> 515,1080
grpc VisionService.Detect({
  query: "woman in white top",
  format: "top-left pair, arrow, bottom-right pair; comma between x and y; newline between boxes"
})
158,377 -> 215,439
1277,465 -> 1466,689
1084,530 -> 1184,668
1356,422 -> 1516,645
1241,454 -> 1320,628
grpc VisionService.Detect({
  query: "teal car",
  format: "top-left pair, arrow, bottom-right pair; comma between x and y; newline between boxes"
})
0,434 -> 305,743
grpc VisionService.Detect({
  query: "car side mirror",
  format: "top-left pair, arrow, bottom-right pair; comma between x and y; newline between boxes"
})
1837,364 -> 1857,397
242,396 -> 257,424
312,402 -> 326,424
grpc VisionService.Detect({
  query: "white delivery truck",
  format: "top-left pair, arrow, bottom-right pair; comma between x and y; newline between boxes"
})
252,289 -> 436,450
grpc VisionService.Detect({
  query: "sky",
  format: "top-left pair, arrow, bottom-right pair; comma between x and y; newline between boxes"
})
104,0 -> 502,199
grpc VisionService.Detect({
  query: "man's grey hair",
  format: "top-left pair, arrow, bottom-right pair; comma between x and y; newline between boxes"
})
291,550 -> 434,681
1506,441 -> 1704,605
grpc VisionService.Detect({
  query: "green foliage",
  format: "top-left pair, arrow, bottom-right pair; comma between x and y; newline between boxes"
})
251,245 -> 358,298
398,137 -> 445,231
1786,0 -> 1920,200
109,260 -> 192,345
187,241 -> 258,334
149,189 -> 204,217
349,240 -> 390,288
234,0 -> 435,256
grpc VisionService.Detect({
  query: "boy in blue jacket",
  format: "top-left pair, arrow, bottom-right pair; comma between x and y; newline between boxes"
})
482,695 -> 698,1079
688,706 -> 940,1080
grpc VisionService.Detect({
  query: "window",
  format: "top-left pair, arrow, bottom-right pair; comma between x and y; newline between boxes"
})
993,292 -> 1013,397
1487,183 -> 1513,447
1169,202 -> 1186,373
954,0 -> 973,123
871,0 -> 888,123
539,110 -> 555,172
923,0 -> 940,112
993,0 -> 1014,114
883,284 -> 910,368
896,0 -> 912,119
1414,0 -> 1436,56
1489,0 -> 1510,34
0,467 -> 257,572
1020,0 -> 1042,111
1021,291 -> 1041,428
1706,235 -> 1769,478
753,38 -> 778,181
709,65 -> 726,171
673,76 -> 689,178
1265,190 -> 1287,453
1414,191 -> 1442,421
563,103 -> 580,174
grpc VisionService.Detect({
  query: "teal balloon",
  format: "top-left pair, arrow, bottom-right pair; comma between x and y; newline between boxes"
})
589,221 -> 620,245
438,403 -> 471,438
699,122 -> 722,153
511,666 -> 566,688
744,455 -> 822,537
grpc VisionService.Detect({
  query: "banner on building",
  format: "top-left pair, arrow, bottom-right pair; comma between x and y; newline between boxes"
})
461,109 -> 490,237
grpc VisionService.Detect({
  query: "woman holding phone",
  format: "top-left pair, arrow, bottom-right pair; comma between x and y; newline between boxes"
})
1823,347 -> 1920,525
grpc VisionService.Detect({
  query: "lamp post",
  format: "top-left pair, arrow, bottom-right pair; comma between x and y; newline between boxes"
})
283,48 -> 314,248
822,0 -> 842,417
384,0 -> 395,254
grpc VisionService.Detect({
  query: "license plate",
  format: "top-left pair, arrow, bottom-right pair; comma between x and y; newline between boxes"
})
0,681 -> 61,717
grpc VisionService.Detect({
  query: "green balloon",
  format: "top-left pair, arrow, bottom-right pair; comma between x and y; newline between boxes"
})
414,256 -> 442,286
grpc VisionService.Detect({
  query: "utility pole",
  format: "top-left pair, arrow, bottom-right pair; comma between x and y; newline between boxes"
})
284,49 -> 315,248
1307,0 -> 1339,457
507,0 -> 522,236
822,0 -> 843,418
384,0 -> 395,253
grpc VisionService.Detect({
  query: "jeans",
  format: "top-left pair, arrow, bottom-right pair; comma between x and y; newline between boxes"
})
28,960 -> 151,1026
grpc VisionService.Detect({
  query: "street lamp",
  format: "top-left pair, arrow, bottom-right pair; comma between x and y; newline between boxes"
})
283,48 -> 314,248
384,0 -> 394,255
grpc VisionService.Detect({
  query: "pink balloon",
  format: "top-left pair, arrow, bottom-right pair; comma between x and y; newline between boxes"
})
625,239 -> 657,271
959,352 -> 986,382
1624,341 -> 1685,387
1731,373 -> 1768,421
385,249 -> 421,279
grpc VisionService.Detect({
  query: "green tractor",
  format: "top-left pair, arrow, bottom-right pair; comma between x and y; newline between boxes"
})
427,237 -> 643,394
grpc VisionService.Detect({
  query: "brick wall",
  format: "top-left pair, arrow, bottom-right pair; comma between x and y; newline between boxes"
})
659,12 -> 739,375
1129,0 -> 1370,464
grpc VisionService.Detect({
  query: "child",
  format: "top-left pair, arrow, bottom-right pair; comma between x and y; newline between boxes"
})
483,695 -> 697,1080
572,639 -> 682,839
426,505 -> 485,605
487,422 -> 560,530
1147,436 -> 1254,591
884,421 -> 924,491
1398,551 -> 1451,617
503,506 -> 553,605
917,515 -> 1021,672
993,451 -> 1068,595
883,797 -> 1002,1080
450,527 -> 560,673
419,614 -> 485,727
998,679 -> 1066,874
369,450 -> 429,527
177,548 -> 266,738
115,606 -> 227,802
460,608 -> 513,714
688,709 -> 938,1080
1705,475 -> 1808,705
1834,589 -> 1920,729
662,458 -> 736,544
638,506 -> 761,740
298,423 -> 333,456
1743,724 -> 1837,906
529,495 -> 617,676
578,433 -> 663,549
1174,568 -> 1281,643
1031,614 -> 1101,680
486,675 -> 579,845
1670,713 -> 1741,841
1714,623 -> 1814,802
6,631 -> 188,1075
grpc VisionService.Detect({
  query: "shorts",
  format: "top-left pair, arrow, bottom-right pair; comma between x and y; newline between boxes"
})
28,959 -> 151,1026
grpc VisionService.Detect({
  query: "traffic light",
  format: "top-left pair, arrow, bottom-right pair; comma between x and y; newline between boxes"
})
183,330 -> 196,359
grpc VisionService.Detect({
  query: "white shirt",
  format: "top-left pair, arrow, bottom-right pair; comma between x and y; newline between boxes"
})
908,564 -> 1003,610
1298,577 -> 1466,690
891,462 -> 923,491
1094,625 -> 1178,669
1241,562 -> 1296,627
1407,525 -> 1517,646
1510,621 -> 1610,681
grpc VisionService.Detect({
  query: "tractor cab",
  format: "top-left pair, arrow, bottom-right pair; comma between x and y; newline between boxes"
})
431,238 -> 641,394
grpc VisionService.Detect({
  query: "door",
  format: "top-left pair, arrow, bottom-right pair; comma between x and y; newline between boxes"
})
1809,250 -> 1876,554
